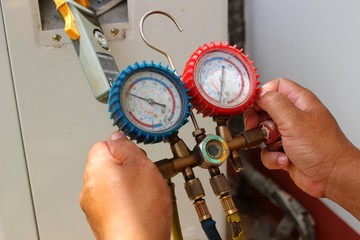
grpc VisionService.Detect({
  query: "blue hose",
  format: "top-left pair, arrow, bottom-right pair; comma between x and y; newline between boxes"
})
201,218 -> 222,240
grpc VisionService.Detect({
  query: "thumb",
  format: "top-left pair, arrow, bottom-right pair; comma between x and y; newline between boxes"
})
256,91 -> 301,130
107,131 -> 147,164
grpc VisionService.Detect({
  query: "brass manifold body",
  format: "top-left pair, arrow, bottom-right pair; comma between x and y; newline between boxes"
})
156,116 -> 279,240
156,116 -> 266,179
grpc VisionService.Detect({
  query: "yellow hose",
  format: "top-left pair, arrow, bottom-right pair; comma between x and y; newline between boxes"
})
169,181 -> 183,240
171,199 -> 183,240
227,212 -> 245,240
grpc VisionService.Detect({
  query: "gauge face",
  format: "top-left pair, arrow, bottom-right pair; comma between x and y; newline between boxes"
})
195,50 -> 252,109
120,70 -> 184,133
183,42 -> 259,117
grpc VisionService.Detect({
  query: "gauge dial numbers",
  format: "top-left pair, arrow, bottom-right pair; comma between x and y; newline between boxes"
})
121,71 -> 183,133
196,51 -> 250,107
109,62 -> 191,144
183,42 -> 260,117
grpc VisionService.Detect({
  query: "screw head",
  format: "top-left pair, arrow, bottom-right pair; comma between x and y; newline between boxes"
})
52,34 -> 61,42
94,30 -> 109,50
110,28 -> 119,37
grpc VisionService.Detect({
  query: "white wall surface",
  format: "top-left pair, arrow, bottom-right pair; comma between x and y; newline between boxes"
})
0,0 -> 228,239
245,0 -> 360,234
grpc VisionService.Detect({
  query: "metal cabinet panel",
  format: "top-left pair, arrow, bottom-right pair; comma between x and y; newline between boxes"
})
0,4 -> 38,239
1,0 -> 228,239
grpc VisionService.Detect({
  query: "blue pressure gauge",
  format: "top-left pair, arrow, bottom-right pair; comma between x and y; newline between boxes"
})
108,61 -> 191,144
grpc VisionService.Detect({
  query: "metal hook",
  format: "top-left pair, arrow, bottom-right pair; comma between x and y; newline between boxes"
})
140,10 -> 200,131
140,10 -> 183,72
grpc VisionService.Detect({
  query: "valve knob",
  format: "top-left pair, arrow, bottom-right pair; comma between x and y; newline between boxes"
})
259,112 -> 283,151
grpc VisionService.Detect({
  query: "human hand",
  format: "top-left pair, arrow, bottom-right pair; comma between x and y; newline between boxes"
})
243,78 -> 360,200
79,132 -> 172,240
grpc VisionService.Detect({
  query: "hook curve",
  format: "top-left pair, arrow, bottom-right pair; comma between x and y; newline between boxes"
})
140,10 -> 183,71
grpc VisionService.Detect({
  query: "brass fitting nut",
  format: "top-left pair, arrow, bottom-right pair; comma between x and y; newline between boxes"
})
193,199 -> 211,221
210,173 -> 231,196
184,178 -> 205,201
220,195 -> 238,216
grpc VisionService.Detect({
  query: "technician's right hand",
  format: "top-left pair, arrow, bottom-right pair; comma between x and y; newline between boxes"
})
243,78 -> 360,219
79,131 -> 172,240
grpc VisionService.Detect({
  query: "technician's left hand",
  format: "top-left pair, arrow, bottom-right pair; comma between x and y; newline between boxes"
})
79,132 -> 172,240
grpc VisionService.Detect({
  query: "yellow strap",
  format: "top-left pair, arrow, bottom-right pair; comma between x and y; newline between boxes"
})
54,0 -> 90,40
54,0 -> 79,40
74,0 -> 90,7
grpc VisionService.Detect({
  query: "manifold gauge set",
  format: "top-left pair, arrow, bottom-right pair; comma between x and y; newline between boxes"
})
55,4 -> 281,239
108,40 -> 273,240
105,12 -> 282,238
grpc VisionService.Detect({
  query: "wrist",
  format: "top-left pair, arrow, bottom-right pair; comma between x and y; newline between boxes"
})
325,143 -> 360,219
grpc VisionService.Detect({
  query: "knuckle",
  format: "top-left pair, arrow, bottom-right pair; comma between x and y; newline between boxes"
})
262,91 -> 281,104
87,141 -> 107,160
78,192 -> 86,211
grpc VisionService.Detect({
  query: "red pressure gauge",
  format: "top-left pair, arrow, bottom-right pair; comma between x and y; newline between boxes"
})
182,42 -> 260,117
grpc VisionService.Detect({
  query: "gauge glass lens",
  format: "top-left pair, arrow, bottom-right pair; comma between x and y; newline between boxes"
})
195,50 -> 252,108
120,70 -> 183,133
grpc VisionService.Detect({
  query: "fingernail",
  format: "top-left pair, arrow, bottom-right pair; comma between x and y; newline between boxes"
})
243,109 -> 250,120
243,110 -> 251,129
259,88 -> 269,98
277,154 -> 288,166
111,131 -> 126,140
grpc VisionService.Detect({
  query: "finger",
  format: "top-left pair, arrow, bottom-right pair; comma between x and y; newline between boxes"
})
83,141 -> 114,187
257,90 -> 302,129
107,131 -> 147,165
260,148 -> 289,170
87,141 -> 110,162
261,78 -> 321,112
243,108 -> 260,130
139,148 -> 148,156
86,142 -> 115,175
251,103 -> 262,112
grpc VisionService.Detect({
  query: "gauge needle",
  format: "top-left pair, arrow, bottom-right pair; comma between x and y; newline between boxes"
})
128,93 -> 167,108
219,66 -> 225,103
